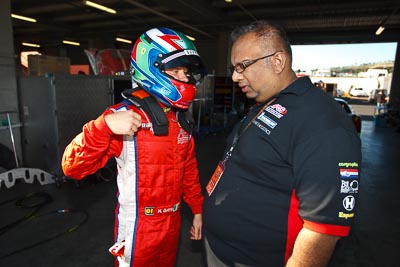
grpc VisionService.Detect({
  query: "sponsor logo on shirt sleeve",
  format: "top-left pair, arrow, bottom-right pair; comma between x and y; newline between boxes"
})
340,168 -> 359,179
340,180 -> 359,193
342,195 -> 355,211
338,212 -> 354,219
338,196 -> 356,219
338,162 -> 359,168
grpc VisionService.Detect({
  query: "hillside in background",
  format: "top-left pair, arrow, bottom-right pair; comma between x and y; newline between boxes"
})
330,61 -> 394,76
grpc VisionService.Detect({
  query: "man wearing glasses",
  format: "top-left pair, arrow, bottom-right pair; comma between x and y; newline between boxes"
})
203,20 -> 361,267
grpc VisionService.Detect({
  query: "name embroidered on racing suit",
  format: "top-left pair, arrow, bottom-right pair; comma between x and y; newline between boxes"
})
144,203 -> 180,216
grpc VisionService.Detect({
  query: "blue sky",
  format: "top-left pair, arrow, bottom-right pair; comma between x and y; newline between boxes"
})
291,42 -> 398,71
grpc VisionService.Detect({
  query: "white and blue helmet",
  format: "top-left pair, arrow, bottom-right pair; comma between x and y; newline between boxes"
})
130,28 -> 207,109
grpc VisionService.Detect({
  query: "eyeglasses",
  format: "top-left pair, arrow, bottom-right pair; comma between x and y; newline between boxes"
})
229,51 -> 280,74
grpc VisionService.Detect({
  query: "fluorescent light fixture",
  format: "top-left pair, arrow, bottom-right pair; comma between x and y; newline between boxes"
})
11,13 -> 37,23
116,37 -> 132,44
225,0 -> 233,2
375,26 -> 385,35
83,0 -> 116,14
185,35 -> 196,41
22,42 -> 41,48
63,40 -> 81,46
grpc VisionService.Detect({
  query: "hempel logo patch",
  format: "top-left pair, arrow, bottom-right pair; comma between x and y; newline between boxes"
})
342,195 -> 355,211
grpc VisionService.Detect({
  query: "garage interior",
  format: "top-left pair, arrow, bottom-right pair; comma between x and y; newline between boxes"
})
1,1 -> 400,266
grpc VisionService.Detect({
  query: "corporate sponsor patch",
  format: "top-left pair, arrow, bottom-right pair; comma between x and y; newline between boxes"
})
257,112 -> 277,129
340,180 -> 359,193
144,206 -> 155,215
338,162 -> 359,168
184,49 -> 199,56
141,122 -> 152,130
340,168 -> 359,179
252,120 -> 271,135
177,128 -> 191,144
342,195 -> 355,211
266,104 -> 287,119
338,212 -> 354,219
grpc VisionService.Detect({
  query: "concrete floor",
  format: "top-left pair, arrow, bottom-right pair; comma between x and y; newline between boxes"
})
0,107 -> 399,267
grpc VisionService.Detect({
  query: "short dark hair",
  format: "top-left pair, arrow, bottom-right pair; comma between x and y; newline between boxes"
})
231,20 -> 293,62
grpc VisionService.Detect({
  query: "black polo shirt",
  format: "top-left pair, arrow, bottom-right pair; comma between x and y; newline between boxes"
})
203,76 -> 361,266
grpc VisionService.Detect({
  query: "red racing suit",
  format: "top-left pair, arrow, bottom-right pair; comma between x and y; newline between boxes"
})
62,95 -> 203,267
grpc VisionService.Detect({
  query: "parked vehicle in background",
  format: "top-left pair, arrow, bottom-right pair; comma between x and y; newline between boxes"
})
335,88 -> 344,97
368,89 -> 388,103
349,87 -> 368,97
334,98 -> 362,135
358,68 -> 388,78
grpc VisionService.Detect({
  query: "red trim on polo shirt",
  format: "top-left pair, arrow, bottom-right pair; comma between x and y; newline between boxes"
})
304,220 -> 350,237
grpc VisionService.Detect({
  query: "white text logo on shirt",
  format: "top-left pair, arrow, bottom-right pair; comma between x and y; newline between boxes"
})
177,128 -> 190,144
340,180 -> 359,193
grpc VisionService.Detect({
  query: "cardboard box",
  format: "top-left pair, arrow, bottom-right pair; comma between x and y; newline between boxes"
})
28,55 -> 70,76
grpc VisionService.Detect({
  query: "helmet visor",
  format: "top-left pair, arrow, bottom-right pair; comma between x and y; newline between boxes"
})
156,50 -> 207,84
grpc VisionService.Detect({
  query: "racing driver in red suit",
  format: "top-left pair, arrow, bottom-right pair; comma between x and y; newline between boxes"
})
62,28 -> 207,267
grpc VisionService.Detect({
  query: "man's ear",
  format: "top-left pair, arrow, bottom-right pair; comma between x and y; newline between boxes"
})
273,52 -> 286,74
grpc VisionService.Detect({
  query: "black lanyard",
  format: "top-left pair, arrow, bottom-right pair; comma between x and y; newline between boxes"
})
221,97 -> 277,166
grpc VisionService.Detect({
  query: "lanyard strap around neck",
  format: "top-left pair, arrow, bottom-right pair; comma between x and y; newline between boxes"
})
222,97 -> 277,165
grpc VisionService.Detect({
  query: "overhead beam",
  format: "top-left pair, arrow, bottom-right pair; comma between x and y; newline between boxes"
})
122,0 -> 214,38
